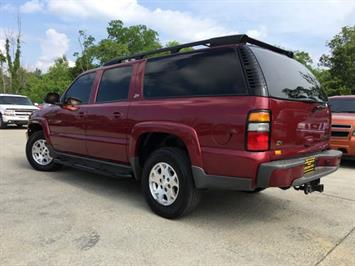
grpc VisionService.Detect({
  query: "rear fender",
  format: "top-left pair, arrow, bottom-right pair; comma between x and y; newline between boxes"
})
129,121 -> 203,167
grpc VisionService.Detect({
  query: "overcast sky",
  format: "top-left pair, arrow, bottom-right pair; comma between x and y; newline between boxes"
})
1,0 -> 354,71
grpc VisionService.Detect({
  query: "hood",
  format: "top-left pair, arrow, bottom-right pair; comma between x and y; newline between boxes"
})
0,104 -> 39,111
331,113 -> 355,124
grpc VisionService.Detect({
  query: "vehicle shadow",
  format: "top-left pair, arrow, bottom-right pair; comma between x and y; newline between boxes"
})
340,159 -> 355,169
0,126 -> 27,130
49,166 -> 146,207
18,160 -> 292,225
51,168 -> 291,223
186,189 -> 291,225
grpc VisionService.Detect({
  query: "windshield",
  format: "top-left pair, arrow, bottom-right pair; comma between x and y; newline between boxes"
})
250,46 -> 328,103
0,96 -> 33,106
329,98 -> 355,113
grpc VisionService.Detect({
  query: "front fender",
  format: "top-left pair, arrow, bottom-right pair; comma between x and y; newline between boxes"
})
28,118 -> 52,145
129,121 -> 203,167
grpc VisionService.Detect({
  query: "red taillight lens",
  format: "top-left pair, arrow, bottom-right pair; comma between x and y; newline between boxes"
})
246,110 -> 271,151
247,131 -> 269,151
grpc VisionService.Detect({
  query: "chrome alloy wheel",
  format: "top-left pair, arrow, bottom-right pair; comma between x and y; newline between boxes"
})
31,139 -> 53,166
149,162 -> 179,206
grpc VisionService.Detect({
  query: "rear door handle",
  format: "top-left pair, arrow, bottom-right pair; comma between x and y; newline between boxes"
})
112,112 -> 122,119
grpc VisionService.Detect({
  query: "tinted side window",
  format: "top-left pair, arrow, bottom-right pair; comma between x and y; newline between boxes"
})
63,72 -> 96,104
96,66 -> 132,103
143,48 -> 247,98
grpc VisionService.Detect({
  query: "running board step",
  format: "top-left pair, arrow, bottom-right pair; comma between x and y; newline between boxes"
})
52,152 -> 133,179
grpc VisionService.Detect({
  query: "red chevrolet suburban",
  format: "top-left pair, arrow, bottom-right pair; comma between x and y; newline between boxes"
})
26,35 -> 342,218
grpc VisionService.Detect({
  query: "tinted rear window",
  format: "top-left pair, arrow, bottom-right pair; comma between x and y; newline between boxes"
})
96,66 -> 132,103
329,98 -> 355,113
250,46 -> 327,103
143,48 -> 247,98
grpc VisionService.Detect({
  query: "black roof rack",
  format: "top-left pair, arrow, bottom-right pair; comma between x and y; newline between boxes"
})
103,34 -> 293,66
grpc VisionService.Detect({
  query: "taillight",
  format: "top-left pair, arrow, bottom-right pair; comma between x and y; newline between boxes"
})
246,110 -> 271,151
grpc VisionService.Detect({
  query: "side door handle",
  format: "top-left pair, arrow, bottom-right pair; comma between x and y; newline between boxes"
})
78,111 -> 85,118
112,112 -> 122,119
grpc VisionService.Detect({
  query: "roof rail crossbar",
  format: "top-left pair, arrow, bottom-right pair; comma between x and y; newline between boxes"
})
103,34 -> 293,66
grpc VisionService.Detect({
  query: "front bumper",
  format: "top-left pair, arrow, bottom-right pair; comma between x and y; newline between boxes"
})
2,115 -> 30,124
330,137 -> 355,157
257,149 -> 342,188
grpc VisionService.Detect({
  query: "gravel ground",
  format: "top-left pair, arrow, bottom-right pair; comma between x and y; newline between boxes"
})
1,128 -> 354,266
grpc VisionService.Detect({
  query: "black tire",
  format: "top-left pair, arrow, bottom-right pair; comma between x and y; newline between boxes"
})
0,115 -> 7,129
141,147 -> 201,219
26,131 -> 62,171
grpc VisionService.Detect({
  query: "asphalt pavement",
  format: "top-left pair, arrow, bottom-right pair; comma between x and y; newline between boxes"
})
1,128 -> 354,265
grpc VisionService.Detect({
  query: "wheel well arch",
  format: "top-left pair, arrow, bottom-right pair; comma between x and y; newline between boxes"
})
27,123 -> 43,137
129,122 -> 203,180
136,132 -> 189,167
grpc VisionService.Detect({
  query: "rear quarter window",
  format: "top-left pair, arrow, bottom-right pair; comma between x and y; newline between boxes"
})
250,46 -> 327,103
143,48 -> 247,98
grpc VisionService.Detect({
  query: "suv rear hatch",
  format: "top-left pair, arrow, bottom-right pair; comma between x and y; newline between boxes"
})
249,46 -> 330,160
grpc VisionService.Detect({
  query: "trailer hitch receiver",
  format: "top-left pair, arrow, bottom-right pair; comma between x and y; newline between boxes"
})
294,179 -> 324,195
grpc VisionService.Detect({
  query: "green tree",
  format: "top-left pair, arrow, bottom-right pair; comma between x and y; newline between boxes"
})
165,41 -> 180,47
73,20 -> 161,71
0,51 -> 6,93
94,39 -> 129,65
45,57 -> 73,94
293,50 -> 313,70
313,68 -> 351,96
25,57 -> 72,102
148,40 -> 194,58
24,71 -> 44,103
319,26 -> 355,95
165,40 -> 193,52
5,36 -> 22,93
106,20 -> 161,54
72,30 -> 97,76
